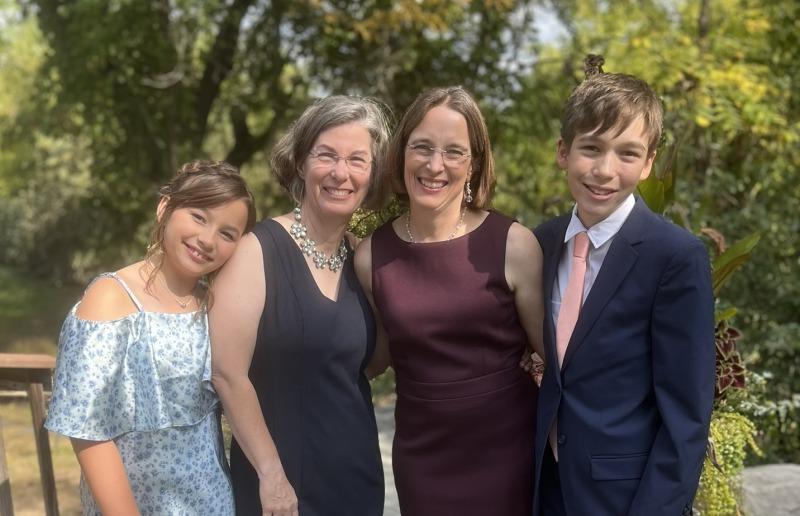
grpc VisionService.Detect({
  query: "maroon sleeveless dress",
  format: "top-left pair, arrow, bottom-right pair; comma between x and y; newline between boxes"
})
371,211 -> 538,516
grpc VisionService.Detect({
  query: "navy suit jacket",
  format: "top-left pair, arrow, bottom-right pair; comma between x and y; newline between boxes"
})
532,198 -> 716,516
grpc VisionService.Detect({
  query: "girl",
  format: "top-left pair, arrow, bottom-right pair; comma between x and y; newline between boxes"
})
46,160 -> 256,515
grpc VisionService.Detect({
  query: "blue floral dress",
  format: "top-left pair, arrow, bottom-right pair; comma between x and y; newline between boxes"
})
45,273 -> 234,515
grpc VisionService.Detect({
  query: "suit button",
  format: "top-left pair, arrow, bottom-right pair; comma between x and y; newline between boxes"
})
557,434 -> 566,446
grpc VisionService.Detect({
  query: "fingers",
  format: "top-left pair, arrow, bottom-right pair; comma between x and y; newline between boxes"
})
259,474 -> 298,515
263,506 -> 297,516
519,351 -> 546,383
519,351 -> 534,371
261,494 -> 298,515
262,500 -> 298,515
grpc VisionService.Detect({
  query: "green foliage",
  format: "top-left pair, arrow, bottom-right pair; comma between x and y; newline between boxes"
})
738,326 -> 800,464
696,412 -> 760,515
636,169 -> 670,216
348,200 -> 404,239
710,233 -> 761,297
1,0 -> 536,280
0,265 -> 82,354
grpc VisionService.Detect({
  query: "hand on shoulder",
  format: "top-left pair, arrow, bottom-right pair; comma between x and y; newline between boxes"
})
75,276 -> 139,322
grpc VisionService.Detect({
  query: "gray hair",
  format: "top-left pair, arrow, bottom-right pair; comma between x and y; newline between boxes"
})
271,95 -> 393,210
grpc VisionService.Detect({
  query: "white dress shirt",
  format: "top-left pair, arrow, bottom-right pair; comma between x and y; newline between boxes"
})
551,195 -> 636,328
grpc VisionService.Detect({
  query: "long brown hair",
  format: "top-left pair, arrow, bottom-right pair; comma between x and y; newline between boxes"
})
144,160 -> 257,309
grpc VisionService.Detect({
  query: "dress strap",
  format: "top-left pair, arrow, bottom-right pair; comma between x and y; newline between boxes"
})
95,272 -> 144,312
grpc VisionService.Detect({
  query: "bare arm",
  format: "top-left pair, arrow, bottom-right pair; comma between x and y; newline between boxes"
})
505,222 -> 546,360
209,233 -> 298,516
72,278 -> 140,514
354,235 -> 391,379
72,439 -> 139,515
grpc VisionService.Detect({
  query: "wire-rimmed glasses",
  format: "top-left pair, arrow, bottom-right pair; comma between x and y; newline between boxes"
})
308,150 -> 372,173
406,143 -> 471,165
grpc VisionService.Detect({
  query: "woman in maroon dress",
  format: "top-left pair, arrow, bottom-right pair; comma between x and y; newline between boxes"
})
355,86 -> 545,515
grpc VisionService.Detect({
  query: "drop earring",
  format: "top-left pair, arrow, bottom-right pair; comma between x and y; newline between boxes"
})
464,179 -> 473,205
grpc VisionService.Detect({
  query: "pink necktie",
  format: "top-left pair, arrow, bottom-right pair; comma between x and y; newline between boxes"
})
549,231 -> 590,460
556,231 -> 590,368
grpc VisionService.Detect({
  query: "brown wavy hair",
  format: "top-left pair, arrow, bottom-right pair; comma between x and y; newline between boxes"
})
144,160 -> 257,309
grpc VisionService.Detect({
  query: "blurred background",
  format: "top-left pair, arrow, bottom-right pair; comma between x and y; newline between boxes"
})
1,0 -> 798,513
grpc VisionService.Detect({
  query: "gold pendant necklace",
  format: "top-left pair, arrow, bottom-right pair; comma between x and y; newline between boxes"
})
158,274 -> 195,309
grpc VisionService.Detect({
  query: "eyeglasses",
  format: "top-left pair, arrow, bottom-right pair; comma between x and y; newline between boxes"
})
406,144 -> 471,165
308,150 -> 371,173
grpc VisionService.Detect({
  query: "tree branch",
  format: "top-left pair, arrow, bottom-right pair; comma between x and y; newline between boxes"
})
194,0 -> 254,146
224,79 -> 301,167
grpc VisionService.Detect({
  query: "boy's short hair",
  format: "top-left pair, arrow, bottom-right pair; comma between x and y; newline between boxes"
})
561,55 -> 663,156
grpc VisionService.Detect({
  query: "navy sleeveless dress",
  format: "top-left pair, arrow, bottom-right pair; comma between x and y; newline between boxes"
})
229,219 -> 383,515
371,211 -> 538,516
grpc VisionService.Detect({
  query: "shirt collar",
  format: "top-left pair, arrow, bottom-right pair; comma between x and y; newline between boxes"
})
563,194 -> 636,248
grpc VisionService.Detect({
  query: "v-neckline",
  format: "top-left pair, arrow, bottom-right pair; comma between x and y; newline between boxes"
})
269,219 -> 347,304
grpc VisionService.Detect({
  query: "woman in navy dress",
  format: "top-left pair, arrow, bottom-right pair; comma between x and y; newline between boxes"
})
355,86 -> 545,515
210,96 -> 391,516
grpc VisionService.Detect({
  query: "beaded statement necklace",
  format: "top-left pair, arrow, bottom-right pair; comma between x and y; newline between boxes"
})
289,206 -> 348,273
405,206 -> 467,243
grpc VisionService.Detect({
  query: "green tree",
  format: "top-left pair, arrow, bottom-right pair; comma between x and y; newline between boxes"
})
1,0 -> 537,278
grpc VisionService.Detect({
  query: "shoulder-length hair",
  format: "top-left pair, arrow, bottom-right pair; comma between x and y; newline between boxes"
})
386,86 -> 495,209
271,95 -> 392,211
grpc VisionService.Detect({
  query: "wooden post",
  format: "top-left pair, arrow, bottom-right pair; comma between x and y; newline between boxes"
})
27,383 -> 58,516
0,427 -> 13,516
0,353 -> 58,516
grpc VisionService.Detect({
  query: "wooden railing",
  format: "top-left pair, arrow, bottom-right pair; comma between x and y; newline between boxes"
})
0,353 -> 59,516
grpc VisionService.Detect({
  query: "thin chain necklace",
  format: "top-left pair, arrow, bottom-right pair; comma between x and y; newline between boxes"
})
158,274 -> 195,309
290,206 -> 348,272
405,206 -> 467,243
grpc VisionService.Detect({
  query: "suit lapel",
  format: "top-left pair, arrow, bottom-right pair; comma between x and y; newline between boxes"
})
561,198 -> 649,369
542,216 -> 569,375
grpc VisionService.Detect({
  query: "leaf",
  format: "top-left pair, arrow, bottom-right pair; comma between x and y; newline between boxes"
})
711,233 -> 761,295
637,172 -> 666,214
715,307 -> 738,324
700,227 -> 727,255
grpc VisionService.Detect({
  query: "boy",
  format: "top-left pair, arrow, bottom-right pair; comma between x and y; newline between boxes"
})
532,58 -> 716,516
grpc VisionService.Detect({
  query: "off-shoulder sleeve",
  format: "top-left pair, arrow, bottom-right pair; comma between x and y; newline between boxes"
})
45,310 -> 218,441
45,310 -> 140,440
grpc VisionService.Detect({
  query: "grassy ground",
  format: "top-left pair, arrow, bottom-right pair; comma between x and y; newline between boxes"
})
1,400 -> 81,515
0,265 -> 396,511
